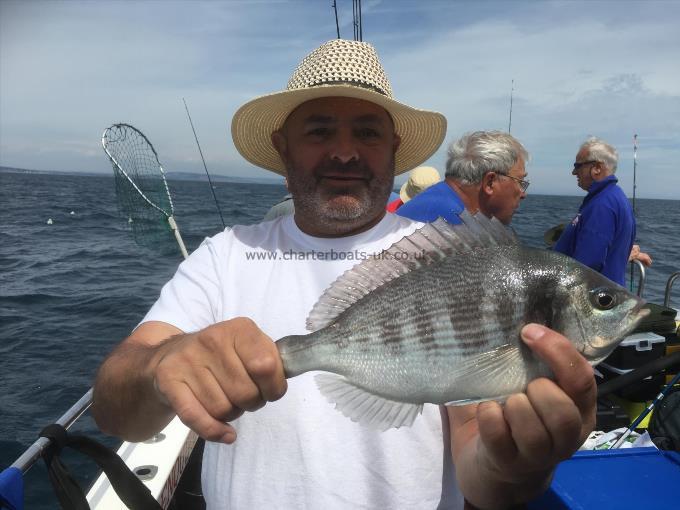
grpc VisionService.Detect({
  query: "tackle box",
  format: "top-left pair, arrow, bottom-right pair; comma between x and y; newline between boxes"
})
594,361 -> 665,402
528,447 -> 680,509
601,331 -> 666,370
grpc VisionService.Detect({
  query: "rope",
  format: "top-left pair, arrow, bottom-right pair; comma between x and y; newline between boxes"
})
39,424 -> 162,510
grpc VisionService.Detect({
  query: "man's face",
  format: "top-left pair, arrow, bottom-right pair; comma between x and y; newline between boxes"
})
272,97 -> 400,237
572,148 -> 597,191
486,157 -> 527,225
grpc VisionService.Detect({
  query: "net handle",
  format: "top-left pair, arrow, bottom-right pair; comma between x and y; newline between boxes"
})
168,216 -> 189,260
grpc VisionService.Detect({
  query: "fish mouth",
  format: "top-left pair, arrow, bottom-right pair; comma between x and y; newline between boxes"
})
585,302 -> 650,363
632,301 -> 650,320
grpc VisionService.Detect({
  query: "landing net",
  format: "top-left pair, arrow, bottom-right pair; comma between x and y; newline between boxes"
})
102,123 -> 188,258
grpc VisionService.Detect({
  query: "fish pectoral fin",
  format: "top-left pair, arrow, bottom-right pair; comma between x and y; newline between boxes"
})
444,343 -> 529,394
315,373 -> 423,431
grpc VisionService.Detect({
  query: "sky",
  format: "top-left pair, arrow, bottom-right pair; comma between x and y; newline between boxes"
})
1,0 -> 679,198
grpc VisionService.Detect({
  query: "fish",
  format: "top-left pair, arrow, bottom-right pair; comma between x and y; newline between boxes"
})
276,211 -> 649,430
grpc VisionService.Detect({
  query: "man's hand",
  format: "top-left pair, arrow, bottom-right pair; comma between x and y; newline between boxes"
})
629,244 -> 653,267
92,318 -> 287,444
449,324 -> 596,509
151,318 -> 287,444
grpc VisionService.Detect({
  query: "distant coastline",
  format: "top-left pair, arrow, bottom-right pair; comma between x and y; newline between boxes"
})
1,166 -> 676,201
0,166 -> 283,186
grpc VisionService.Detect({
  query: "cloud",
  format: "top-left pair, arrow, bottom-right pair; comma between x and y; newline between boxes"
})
1,0 -> 678,198
382,4 -> 680,198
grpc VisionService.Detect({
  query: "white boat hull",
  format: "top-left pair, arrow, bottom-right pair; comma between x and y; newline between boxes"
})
87,418 -> 197,509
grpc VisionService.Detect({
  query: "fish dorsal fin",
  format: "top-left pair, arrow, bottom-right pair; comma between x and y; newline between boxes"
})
306,211 -> 518,331
315,373 -> 424,430
457,209 -> 518,247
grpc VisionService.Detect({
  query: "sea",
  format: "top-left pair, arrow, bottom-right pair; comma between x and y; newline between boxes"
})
1,169 -> 679,509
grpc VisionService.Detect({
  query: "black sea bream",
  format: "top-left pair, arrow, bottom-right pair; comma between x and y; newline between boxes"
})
277,212 -> 648,430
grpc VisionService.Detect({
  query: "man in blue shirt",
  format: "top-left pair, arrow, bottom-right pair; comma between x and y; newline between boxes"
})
397,131 -> 529,225
554,137 -> 635,286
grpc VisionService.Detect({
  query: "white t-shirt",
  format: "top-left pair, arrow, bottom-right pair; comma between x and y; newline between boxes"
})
143,213 -> 463,509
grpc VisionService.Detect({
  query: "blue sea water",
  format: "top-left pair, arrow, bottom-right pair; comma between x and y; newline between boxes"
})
1,170 -> 678,509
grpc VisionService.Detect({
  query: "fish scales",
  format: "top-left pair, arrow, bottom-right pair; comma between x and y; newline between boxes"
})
283,247 -> 538,401
346,245 -> 526,354
276,213 -> 648,430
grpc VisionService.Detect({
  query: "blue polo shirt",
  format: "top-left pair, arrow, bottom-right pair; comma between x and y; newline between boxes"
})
554,175 -> 635,286
396,181 -> 465,224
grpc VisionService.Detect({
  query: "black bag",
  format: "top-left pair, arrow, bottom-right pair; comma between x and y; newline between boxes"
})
649,386 -> 680,451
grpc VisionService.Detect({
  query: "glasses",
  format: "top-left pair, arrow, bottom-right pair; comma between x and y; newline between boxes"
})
500,174 -> 530,192
573,160 -> 598,171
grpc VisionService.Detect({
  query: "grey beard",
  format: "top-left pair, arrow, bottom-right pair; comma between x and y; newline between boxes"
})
288,179 -> 394,235
293,189 -> 378,235
299,190 -> 371,220
284,160 -> 395,235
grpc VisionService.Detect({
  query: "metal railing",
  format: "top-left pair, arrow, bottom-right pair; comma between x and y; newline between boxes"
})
664,271 -> 680,308
10,389 -> 93,473
629,259 -> 646,297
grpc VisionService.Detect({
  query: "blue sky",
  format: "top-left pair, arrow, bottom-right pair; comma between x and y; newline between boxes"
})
1,0 -> 679,198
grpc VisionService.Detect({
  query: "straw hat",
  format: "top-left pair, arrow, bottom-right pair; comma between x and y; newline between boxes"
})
399,166 -> 441,203
231,39 -> 446,176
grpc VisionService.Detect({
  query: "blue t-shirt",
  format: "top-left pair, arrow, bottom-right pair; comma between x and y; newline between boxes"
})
554,175 -> 635,286
396,181 -> 465,224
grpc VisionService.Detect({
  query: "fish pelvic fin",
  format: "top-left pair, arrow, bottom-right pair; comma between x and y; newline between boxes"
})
306,210 -> 518,332
315,373 -> 423,431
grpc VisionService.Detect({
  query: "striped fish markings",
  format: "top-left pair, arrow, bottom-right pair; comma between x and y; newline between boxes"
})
277,212 -> 648,430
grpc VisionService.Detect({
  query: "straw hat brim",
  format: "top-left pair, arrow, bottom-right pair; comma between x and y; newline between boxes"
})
231,84 -> 446,177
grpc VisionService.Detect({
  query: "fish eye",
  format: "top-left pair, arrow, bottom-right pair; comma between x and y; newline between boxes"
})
591,288 -> 616,310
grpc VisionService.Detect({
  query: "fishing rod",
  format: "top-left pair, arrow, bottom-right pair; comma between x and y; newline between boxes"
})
358,0 -> 362,41
182,98 -> 226,229
332,0 -> 340,38
352,0 -> 362,41
630,134 -> 638,292
632,134 -> 638,216
508,79 -> 514,133
609,370 -> 680,449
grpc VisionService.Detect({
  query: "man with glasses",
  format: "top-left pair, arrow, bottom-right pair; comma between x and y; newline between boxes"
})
397,130 -> 529,225
554,137 -> 635,286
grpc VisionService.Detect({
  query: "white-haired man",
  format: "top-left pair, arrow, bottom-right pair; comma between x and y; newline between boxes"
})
92,40 -> 595,509
397,130 -> 529,225
554,137 -> 636,286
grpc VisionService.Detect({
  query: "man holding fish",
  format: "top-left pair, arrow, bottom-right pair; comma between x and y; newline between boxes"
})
92,39 -> 646,509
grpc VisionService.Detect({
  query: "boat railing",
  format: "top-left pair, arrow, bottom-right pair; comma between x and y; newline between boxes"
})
664,271 -> 680,308
629,259 -> 646,297
6,387 -> 196,508
10,389 -> 93,472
